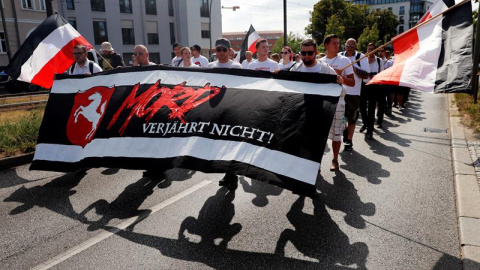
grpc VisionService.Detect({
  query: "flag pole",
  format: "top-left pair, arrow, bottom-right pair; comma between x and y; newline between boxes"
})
471,10 -> 480,103
339,0 -> 471,72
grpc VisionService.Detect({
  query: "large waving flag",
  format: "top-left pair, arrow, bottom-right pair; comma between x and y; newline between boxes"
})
235,25 -> 260,63
5,14 -> 92,89
368,0 -> 472,93
30,66 -> 341,197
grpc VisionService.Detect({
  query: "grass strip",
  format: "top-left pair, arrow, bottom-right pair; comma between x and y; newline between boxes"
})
0,108 -> 44,158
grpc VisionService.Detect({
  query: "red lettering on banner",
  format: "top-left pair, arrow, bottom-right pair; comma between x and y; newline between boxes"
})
108,80 -> 223,135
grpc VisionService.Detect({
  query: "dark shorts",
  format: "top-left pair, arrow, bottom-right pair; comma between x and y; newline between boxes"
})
344,94 -> 360,124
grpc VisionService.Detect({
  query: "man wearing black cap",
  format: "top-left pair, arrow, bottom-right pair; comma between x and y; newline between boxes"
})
206,38 -> 242,69
190,44 -> 209,67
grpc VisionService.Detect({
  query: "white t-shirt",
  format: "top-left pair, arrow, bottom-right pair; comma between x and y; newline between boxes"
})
248,58 -> 279,72
69,60 -> 103,75
191,55 -> 209,67
290,61 -> 336,75
171,56 -> 182,66
206,60 -> 243,69
381,57 -> 393,70
365,57 -> 384,83
340,51 -> 369,96
278,61 -> 295,71
241,59 -> 253,69
179,62 -> 199,68
291,60 -> 346,103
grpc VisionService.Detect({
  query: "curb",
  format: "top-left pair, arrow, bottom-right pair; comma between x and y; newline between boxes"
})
448,94 -> 480,270
0,152 -> 34,171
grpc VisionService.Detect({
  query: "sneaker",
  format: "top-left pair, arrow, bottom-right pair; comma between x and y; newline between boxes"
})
344,140 -> 353,151
366,132 -> 373,140
330,159 -> 339,171
342,129 -> 348,143
359,125 -> 367,133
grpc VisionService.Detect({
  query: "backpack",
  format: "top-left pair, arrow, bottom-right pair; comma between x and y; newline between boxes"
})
70,61 -> 94,74
341,51 -> 362,67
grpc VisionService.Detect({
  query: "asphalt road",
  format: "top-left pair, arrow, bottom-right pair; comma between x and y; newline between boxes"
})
0,91 -> 461,270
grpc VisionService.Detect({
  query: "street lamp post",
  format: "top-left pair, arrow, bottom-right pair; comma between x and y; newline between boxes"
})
209,4 -> 239,57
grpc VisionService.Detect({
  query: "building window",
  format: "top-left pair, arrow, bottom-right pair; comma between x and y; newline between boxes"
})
399,16 -> 404,25
169,23 -> 175,44
68,19 -> 77,29
121,20 -> 135,45
0,32 -> 6,52
147,21 -> 159,44
22,0 -> 46,10
168,0 -> 174,16
91,0 -> 105,12
399,25 -> 404,33
200,0 -> 209,17
201,22 -> 210,38
66,0 -> 75,10
123,52 -> 134,66
399,6 -> 405,15
149,53 -> 160,64
119,0 -> 132,14
93,20 -> 108,44
145,0 -> 156,15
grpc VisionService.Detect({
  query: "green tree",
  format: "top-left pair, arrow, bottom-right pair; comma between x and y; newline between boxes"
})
325,14 -> 345,40
366,10 -> 399,44
271,32 -> 303,54
357,23 -> 380,52
305,0 -> 368,44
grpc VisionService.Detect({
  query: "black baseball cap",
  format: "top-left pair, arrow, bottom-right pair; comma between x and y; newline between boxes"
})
215,38 -> 231,49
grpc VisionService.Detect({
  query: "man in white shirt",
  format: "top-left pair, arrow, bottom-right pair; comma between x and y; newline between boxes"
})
360,43 -> 384,139
69,45 -> 102,75
247,39 -> 279,72
133,45 -> 156,66
190,44 -> 209,67
241,51 -> 253,69
339,38 -> 369,151
171,42 -> 183,66
206,38 -> 242,69
320,34 -> 355,171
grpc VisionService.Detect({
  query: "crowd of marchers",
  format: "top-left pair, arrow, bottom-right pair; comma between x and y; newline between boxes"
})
69,35 -> 408,188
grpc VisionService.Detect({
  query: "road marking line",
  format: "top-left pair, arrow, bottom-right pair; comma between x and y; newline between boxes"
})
31,180 -> 213,270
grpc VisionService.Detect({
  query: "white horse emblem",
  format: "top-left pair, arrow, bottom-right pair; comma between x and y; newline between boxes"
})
74,92 -> 107,140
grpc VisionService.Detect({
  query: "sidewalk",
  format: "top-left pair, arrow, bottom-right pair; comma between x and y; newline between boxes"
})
448,94 -> 480,270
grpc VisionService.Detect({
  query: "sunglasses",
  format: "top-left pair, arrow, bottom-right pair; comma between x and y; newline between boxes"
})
300,51 -> 315,56
280,51 -> 290,55
73,52 -> 85,55
133,52 -> 144,56
216,47 -> 228,53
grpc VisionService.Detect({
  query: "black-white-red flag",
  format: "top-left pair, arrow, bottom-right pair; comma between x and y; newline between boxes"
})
5,14 -> 92,89
368,0 -> 472,93
235,25 -> 261,63
30,66 -> 341,196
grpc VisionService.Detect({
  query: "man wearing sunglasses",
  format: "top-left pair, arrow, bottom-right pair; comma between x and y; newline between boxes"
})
133,45 -> 156,66
247,39 -> 279,72
321,34 -> 355,171
206,38 -> 242,69
339,38 -> 369,151
69,45 -> 102,75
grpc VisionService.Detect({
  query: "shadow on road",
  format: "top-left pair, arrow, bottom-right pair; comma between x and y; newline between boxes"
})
275,196 -> 369,268
364,136 -> 404,163
0,168 -> 32,189
317,171 -> 375,229
78,176 -> 164,231
158,168 -> 196,189
3,172 -> 85,219
239,176 -> 283,207
340,150 -> 390,184
178,187 -> 241,248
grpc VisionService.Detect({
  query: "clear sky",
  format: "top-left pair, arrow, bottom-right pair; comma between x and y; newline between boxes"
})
221,0 -> 319,37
